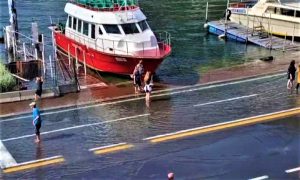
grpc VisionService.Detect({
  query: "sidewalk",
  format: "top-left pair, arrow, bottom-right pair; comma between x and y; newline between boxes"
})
1,51 -> 299,117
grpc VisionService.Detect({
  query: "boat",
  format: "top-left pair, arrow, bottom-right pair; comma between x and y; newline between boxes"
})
51,0 -> 171,75
227,0 -> 300,39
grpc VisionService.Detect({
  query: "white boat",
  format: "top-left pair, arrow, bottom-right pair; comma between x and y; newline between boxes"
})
228,0 -> 300,39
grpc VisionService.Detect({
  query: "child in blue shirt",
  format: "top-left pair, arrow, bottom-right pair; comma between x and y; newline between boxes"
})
30,102 -> 42,143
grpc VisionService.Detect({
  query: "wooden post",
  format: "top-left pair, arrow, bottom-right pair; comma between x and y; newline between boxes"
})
283,32 -> 287,52
205,2 -> 208,23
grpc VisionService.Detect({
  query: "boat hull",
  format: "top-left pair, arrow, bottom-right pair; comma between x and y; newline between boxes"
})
54,32 -> 171,75
230,13 -> 300,38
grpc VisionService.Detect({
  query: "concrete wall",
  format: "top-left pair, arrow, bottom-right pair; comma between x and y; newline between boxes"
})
0,88 -> 59,104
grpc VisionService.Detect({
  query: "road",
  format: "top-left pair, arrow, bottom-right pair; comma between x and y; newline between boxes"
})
1,73 -> 300,179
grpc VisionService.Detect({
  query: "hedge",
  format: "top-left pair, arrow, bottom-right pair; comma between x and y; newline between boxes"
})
0,63 -> 16,92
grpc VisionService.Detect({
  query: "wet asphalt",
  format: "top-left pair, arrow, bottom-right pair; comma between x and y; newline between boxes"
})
1,74 -> 300,179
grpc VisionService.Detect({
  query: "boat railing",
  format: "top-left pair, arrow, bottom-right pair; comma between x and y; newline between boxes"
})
69,0 -> 139,12
229,2 -> 255,8
64,29 -> 171,58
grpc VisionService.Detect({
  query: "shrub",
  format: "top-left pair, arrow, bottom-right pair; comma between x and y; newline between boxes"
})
0,63 -> 16,92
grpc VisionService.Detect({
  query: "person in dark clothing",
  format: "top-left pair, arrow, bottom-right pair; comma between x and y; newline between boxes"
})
132,60 -> 144,93
35,76 -> 43,101
287,60 -> 296,93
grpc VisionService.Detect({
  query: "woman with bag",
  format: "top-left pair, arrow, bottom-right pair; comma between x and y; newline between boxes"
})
287,60 -> 296,93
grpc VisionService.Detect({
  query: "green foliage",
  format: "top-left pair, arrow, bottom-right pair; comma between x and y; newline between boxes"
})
0,63 -> 16,92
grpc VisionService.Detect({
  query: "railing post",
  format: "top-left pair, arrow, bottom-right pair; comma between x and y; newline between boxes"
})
35,48 -> 38,60
23,42 -> 27,61
126,41 -> 129,55
42,34 -> 46,75
83,51 -> 87,77
49,55 -> 53,78
113,40 -> 115,54
68,44 -> 71,68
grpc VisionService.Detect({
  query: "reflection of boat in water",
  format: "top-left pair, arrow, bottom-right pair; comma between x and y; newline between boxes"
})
228,0 -> 300,39
52,0 -> 171,75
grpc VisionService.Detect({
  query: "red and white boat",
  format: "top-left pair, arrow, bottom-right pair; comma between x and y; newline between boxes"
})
52,0 -> 171,75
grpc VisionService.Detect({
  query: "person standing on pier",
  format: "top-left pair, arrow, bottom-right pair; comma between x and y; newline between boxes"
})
287,60 -> 296,94
29,102 -> 42,143
35,76 -> 43,101
132,60 -> 144,93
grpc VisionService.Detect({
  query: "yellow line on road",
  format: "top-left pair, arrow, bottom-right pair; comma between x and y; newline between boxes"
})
147,107 -> 300,143
93,144 -> 134,155
3,156 -> 65,173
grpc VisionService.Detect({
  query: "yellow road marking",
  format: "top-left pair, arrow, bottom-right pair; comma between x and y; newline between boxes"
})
148,108 -> 300,143
3,156 -> 65,173
93,144 -> 134,155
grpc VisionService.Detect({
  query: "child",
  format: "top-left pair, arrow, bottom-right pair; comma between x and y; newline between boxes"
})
296,64 -> 300,94
144,71 -> 153,106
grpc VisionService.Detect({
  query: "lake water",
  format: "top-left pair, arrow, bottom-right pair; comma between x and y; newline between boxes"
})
0,0 -> 293,85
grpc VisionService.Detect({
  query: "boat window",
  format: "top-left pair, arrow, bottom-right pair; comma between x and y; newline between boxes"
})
83,21 -> 89,36
297,11 -> 300,18
91,24 -> 95,39
121,23 -> 139,34
103,25 -> 121,34
68,16 -> 72,28
73,18 -> 77,31
138,20 -> 149,31
280,8 -> 295,17
78,19 -> 82,33
99,27 -> 103,35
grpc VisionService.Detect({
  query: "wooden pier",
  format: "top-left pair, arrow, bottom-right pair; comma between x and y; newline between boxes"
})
207,20 -> 300,51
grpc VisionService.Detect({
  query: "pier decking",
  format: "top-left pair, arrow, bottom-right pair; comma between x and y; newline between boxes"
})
208,20 -> 300,51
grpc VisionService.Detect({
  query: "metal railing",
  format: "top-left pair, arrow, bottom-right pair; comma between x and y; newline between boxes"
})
64,29 -> 171,58
69,0 -> 139,12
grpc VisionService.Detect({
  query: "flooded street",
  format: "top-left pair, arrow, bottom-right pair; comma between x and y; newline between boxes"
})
1,0 -> 300,179
1,74 -> 300,179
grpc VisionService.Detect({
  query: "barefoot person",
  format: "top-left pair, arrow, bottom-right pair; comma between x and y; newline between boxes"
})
287,60 -> 296,94
296,64 -> 300,94
144,71 -> 153,107
132,60 -> 144,93
30,102 -> 42,143
35,76 -> 43,101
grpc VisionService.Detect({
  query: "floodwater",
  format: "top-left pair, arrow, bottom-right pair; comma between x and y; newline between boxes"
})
1,0 -> 300,179
1,74 -> 300,179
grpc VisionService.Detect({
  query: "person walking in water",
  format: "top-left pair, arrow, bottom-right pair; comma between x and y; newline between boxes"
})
35,76 -> 43,101
132,60 -> 144,93
296,64 -> 300,94
144,71 -> 153,107
287,60 -> 296,94
30,102 -> 42,143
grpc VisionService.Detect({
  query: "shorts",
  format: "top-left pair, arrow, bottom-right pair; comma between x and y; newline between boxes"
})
35,90 -> 42,97
35,123 -> 41,136
134,76 -> 142,87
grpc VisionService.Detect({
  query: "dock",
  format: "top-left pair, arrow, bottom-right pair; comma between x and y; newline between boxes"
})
207,20 -> 300,51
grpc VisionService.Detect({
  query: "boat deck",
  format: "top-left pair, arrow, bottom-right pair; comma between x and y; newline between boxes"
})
207,20 -> 300,51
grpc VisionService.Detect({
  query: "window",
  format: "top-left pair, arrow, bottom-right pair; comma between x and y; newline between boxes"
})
91,24 -> 95,39
99,27 -> 103,35
138,20 -> 149,31
280,8 -> 295,16
68,16 -> 72,28
103,25 -> 121,34
297,11 -> 300,18
121,23 -> 139,34
83,21 -> 89,36
73,18 -> 77,30
78,19 -> 82,33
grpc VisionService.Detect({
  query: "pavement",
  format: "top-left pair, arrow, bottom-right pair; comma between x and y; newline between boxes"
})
0,50 -> 299,117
